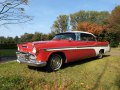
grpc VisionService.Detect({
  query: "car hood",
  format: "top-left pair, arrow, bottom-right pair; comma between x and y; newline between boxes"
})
17,40 -> 70,53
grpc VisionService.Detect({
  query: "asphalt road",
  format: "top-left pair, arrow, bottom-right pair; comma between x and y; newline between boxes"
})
0,56 -> 16,63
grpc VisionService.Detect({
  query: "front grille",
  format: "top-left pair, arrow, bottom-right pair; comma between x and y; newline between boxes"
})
24,54 -> 30,60
16,52 -> 36,61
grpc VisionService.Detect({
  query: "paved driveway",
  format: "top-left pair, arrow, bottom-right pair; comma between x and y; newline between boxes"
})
0,56 -> 16,63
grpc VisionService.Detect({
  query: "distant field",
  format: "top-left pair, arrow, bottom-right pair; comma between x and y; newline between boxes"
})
0,48 -> 120,90
0,49 -> 17,57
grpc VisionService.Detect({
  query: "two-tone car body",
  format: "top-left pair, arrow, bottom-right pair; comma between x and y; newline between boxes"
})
16,31 -> 110,71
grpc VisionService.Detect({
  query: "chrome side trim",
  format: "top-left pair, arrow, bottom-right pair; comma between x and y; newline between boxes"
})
45,46 -> 108,52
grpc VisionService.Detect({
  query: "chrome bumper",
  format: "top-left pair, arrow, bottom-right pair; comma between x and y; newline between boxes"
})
16,52 -> 47,67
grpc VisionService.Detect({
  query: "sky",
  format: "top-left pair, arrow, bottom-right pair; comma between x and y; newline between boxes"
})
0,0 -> 120,37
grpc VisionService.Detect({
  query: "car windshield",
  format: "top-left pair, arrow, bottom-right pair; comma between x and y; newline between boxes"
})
53,33 -> 76,40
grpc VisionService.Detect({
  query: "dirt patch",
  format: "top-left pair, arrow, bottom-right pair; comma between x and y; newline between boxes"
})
107,48 -> 120,56
109,51 -> 120,56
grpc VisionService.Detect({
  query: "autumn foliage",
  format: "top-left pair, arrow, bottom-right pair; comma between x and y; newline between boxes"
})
76,22 -> 107,35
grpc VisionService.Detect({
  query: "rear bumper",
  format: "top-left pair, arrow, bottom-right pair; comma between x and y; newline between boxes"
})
16,52 -> 47,67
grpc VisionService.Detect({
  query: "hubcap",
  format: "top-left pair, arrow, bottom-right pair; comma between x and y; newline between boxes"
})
98,51 -> 103,59
50,55 -> 62,70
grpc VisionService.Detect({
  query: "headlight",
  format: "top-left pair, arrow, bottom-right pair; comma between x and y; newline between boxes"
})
32,47 -> 36,53
29,55 -> 36,60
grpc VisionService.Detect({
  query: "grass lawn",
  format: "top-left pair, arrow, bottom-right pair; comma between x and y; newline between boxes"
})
0,49 -> 17,57
0,48 -> 120,90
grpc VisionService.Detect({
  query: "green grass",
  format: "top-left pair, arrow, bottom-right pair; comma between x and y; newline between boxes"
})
0,48 -> 120,90
0,49 -> 17,57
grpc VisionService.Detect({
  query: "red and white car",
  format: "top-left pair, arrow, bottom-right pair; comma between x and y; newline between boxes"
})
16,31 -> 110,71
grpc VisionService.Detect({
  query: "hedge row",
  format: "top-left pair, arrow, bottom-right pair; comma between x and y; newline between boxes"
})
0,44 -> 17,49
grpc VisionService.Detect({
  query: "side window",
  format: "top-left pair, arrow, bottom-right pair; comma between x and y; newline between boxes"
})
87,34 -> 96,41
80,33 -> 96,41
81,33 -> 88,41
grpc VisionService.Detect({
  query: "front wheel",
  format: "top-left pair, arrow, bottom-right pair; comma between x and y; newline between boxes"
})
46,54 -> 63,72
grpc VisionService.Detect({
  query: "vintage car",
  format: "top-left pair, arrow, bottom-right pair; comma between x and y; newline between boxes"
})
16,31 -> 110,71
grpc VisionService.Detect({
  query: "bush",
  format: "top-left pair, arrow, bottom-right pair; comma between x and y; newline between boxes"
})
110,40 -> 119,47
0,44 -> 17,49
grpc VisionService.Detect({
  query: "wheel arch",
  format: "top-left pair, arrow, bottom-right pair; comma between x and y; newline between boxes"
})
99,49 -> 104,53
48,52 -> 66,64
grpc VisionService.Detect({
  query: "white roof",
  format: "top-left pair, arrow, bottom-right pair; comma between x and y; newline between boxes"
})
66,31 -> 96,37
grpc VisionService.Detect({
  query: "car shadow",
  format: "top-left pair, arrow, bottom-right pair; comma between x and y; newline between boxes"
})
61,55 -> 110,69
28,66 -> 47,72
29,55 -> 110,72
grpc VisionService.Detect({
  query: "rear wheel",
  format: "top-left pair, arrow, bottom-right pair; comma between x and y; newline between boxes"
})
97,50 -> 104,59
46,54 -> 63,72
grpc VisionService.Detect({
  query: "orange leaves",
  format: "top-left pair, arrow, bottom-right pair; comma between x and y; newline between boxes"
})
77,22 -> 107,35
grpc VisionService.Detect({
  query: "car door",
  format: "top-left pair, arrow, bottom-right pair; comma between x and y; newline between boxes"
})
76,33 -> 97,60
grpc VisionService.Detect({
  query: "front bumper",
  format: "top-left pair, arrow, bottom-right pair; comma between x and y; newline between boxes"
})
16,52 -> 47,67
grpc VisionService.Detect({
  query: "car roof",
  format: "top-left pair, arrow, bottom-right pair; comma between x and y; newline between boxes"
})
56,31 -> 96,37
66,31 -> 92,34
63,31 -> 96,37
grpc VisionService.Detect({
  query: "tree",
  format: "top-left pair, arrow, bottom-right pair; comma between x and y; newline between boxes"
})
0,0 -> 32,26
47,32 -> 55,40
70,11 -> 109,30
20,33 -> 34,42
77,22 -> 108,41
107,6 -> 120,47
6,37 -> 15,44
0,36 -> 6,44
51,15 -> 69,34
19,32 -> 52,43
14,36 -> 19,43
77,22 -> 107,35
0,36 -> 16,44
31,32 -> 43,41
108,6 -> 120,35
